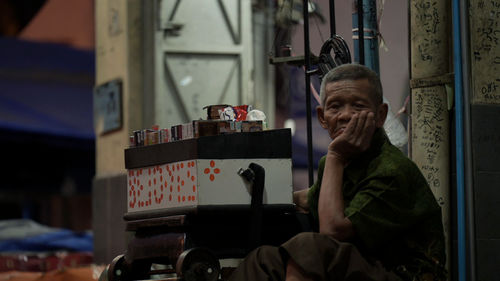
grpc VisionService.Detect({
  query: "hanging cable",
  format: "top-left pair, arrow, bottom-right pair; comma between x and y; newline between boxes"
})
312,13 -> 325,43
309,0 -> 325,43
270,0 -> 288,56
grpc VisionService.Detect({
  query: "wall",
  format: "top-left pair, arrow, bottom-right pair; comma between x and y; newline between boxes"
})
468,1 -> 500,280
93,0 -> 144,264
95,0 -> 143,177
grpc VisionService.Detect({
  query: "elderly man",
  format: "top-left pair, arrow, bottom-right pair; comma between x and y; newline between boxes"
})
229,64 -> 446,281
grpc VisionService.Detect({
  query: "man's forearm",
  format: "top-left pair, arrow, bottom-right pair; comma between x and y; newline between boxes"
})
318,154 -> 354,241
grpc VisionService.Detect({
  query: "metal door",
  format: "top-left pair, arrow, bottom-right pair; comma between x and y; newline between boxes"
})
144,0 -> 253,127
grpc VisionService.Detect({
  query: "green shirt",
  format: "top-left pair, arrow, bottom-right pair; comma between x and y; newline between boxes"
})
307,129 -> 446,280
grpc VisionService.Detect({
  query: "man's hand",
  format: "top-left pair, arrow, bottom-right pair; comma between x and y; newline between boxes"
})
316,111 -> 372,240
328,110 -> 376,164
293,188 -> 310,213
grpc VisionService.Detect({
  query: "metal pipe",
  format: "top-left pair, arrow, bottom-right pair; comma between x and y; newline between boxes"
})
356,0 -> 365,65
352,0 -> 378,72
329,0 -> 336,37
303,0 -> 314,186
452,0 -> 466,279
459,0 -> 477,277
363,0 -> 379,73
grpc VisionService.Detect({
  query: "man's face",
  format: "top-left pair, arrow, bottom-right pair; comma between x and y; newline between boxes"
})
317,79 -> 387,140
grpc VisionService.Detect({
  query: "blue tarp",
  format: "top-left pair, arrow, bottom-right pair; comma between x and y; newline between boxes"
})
0,38 -> 95,140
0,219 -> 92,252
0,229 -> 93,252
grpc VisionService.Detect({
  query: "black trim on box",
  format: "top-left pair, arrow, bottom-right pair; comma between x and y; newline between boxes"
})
125,129 -> 292,169
125,138 -> 198,169
123,204 -> 296,221
124,206 -> 198,221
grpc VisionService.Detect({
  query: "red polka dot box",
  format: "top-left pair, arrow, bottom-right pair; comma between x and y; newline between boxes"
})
124,129 -> 293,218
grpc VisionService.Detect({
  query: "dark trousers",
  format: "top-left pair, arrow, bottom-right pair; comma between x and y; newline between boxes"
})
229,232 -> 401,281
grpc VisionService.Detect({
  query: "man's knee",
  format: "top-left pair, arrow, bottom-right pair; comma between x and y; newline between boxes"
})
253,245 -> 285,268
229,245 -> 286,281
284,232 -> 344,253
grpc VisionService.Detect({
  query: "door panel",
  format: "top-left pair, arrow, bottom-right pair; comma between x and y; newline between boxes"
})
150,0 -> 252,126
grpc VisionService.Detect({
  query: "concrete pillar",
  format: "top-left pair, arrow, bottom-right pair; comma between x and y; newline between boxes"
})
93,0 -> 144,264
409,0 -> 451,276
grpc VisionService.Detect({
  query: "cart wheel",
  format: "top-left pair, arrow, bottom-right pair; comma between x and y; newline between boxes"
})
98,266 -> 109,281
176,248 -> 220,281
108,255 -> 127,281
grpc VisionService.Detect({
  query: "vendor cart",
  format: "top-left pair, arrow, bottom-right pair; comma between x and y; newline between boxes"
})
106,129 -> 302,281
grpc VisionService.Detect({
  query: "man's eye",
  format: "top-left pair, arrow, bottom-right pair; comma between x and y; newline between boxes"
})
353,103 -> 365,108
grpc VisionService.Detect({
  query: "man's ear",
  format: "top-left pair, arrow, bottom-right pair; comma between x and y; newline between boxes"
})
316,106 -> 328,130
375,103 -> 388,128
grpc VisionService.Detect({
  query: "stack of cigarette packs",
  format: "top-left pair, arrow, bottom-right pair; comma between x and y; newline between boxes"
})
129,102 -> 266,148
130,120 -> 263,148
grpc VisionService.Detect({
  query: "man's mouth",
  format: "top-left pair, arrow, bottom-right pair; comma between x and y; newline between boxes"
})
335,127 -> 346,133
333,127 -> 345,137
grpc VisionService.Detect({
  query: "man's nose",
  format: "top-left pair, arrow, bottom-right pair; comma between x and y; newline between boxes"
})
337,106 -> 354,121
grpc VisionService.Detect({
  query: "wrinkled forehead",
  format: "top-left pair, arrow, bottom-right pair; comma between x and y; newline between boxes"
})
324,79 -> 378,104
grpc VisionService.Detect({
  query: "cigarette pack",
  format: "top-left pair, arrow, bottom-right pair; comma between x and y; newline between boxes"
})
171,125 -> 182,141
217,121 -> 239,134
144,129 -> 159,145
203,104 -> 231,120
181,122 -> 194,140
160,128 -> 170,143
241,120 -> 263,132
193,120 -> 218,138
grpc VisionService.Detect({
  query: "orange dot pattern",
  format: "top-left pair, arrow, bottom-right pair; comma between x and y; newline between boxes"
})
127,160 -> 198,210
204,160 -> 221,182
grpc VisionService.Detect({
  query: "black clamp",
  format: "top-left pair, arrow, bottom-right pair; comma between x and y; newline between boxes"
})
238,163 -> 265,251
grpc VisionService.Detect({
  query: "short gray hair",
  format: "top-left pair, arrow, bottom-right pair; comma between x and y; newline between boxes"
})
319,64 -> 383,106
